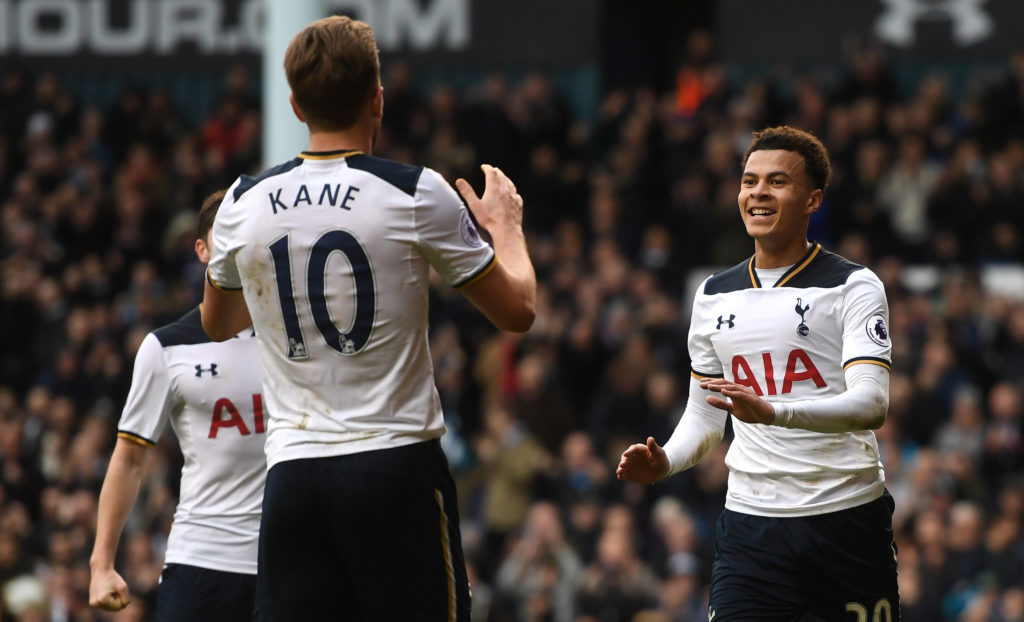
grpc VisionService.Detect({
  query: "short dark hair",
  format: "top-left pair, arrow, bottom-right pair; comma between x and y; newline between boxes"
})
741,126 -> 832,192
197,190 -> 226,240
284,16 -> 380,132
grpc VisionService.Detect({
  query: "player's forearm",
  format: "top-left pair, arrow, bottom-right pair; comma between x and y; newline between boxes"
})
488,223 -> 537,329
663,377 -> 728,476
90,443 -> 145,568
201,277 -> 252,341
771,364 -> 889,433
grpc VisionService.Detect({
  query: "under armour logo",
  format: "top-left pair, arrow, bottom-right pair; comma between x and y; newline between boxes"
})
195,364 -> 218,377
795,298 -> 811,337
708,609 -> 717,621
875,0 -> 993,47
717,315 -> 735,329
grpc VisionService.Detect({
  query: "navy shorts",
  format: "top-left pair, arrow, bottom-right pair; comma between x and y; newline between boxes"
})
255,440 -> 471,622
154,563 -> 256,622
709,491 -> 900,622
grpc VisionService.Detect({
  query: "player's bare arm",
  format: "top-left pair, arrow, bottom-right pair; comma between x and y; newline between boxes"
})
456,164 -> 537,333
616,437 -> 670,484
89,438 -> 147,611
701,378 -> 777,425
201,278 -> 252,341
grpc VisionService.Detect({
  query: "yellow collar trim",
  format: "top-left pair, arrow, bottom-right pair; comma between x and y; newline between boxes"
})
299,150 -> 363,160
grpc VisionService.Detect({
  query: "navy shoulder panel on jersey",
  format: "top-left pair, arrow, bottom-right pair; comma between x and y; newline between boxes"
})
153,307 -> 212,348
782,248 -> 864,289
233,157 -> 304,201
346,154 -> 423,197
704,259 -> 754,295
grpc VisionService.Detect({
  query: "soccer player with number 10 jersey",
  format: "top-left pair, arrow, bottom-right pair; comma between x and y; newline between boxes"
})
202,15 -> 536,622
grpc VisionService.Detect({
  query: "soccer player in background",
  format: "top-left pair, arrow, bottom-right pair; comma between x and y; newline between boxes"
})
618,126 -> 900,620
89,190 -> 265,621
201,16 -> 535,621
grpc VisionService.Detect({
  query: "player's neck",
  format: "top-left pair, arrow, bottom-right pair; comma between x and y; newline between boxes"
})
753,238 -> 812,269
306,127 -> 373,155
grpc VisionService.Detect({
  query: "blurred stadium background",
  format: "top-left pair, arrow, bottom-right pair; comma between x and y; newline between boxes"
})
2,0 -> 1024,620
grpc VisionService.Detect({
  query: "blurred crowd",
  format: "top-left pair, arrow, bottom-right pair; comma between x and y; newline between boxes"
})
2,31 -> 1024,621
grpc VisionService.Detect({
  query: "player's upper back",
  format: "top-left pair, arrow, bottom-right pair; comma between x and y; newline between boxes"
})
207,152 -> 495,462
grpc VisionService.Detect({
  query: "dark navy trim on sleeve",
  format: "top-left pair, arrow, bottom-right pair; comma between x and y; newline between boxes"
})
690,369 -> 725,380
233,157 -> 304,201
842,356 -> 892,371
117,430 -> 156,447
153,307 -> 213,348
207,269 -> 242,292
453,253 -> 497,289
346,154 -> 423,197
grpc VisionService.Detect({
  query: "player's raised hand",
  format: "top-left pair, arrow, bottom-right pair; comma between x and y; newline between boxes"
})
701,379 -> 776,425
617,436 -> 670,484
455,164 -> 523,233
89,566 -> 131,611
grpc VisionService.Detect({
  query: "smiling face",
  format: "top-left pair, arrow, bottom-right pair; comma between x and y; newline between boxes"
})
738,149 -> 822,266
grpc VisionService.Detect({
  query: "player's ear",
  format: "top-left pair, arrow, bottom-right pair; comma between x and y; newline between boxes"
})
372,85 -> 383,120
807,188 -> 822,214
195,238 -> 211,264
289,93 -> 306,123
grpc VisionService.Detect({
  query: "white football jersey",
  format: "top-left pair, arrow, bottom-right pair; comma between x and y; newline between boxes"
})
689,243 -> 892,516
207,151 -> 495,468
118,307 -> 265,574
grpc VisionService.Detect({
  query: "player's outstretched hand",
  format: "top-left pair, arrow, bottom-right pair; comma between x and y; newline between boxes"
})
455,164 -> 523,233
617,436 -> 670,484
701,378 -> 776,425
89,567 -> 131,612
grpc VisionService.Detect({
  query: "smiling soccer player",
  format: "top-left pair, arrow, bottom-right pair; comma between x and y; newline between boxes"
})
618,126 -> 900,621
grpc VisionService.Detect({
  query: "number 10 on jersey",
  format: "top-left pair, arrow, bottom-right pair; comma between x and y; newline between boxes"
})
268,230 -> 376,359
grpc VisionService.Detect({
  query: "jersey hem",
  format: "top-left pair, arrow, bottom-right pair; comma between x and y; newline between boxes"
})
163,552 -> 257,576
724,481 -> 884,517
265,431 -> 441,470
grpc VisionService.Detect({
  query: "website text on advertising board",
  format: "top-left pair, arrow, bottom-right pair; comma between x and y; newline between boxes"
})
0,0 -> 469,56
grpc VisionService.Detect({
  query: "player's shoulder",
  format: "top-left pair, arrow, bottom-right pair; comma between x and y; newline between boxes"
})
232,157 -> 305,202
781,245 -> 868,289
152,307 -> 212,348
346,153 -> 425,197
702,258 -> 754,296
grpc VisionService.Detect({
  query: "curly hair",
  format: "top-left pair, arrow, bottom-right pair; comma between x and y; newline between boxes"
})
741,126 -> 832,192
